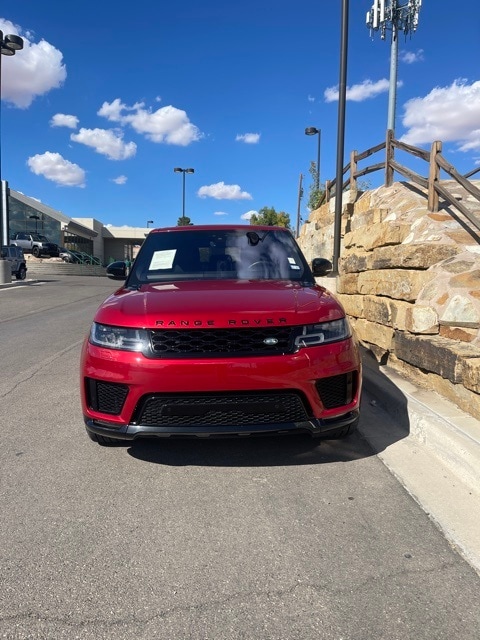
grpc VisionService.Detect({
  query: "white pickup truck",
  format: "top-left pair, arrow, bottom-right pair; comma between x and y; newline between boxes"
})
10,232 -> 59,258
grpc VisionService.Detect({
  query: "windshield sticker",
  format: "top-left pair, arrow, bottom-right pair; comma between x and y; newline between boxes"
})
150,250 -> 176,270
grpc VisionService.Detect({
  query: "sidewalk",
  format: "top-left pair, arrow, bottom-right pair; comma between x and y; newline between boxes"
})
360,348 -> 480,574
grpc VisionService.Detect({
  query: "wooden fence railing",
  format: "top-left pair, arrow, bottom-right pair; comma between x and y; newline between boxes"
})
323,129 -> 480,234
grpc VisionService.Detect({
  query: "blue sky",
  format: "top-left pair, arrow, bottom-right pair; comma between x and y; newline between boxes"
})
1,1 -> 479,229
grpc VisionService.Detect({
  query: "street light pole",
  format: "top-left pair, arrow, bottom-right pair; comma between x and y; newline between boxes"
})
0,30 -> 24,284
173,167 -> 194,220
304,127 -> 321,189
332,0 -> 350,275
146,220 -> 153,228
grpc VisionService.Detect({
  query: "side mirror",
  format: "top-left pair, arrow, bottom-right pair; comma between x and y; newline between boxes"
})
106,261 -> 127,280
311,258 -> 333,277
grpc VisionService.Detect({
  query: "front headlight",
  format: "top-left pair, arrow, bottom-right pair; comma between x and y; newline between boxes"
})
295,318 -> 351,348
89,322 -> 149,352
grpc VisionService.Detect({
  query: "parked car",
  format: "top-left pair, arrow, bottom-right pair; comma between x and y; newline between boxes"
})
1,245 -> 27,280
59,248 -> 83,263
81,225 -> 362,445
10,232 -> 59,258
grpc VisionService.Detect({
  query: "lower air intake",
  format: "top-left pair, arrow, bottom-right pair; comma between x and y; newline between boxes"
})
134,392 -> 309,427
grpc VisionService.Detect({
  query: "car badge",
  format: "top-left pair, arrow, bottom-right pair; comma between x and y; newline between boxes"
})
263,337 -> 279,345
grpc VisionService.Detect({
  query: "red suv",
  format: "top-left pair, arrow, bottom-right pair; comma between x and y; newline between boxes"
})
81,226 -> 361,444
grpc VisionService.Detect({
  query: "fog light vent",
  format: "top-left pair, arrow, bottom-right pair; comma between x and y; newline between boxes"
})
87,378 -> 129,415
315,372 -> 356,409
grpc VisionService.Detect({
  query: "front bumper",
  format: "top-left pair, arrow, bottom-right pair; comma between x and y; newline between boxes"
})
81,338 -> 362,440
84,409 -> 360,440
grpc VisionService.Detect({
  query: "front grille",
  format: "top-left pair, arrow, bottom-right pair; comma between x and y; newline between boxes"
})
86,378 -> 129,414
148,327 -> 297,358
315,372 -> 357,409
133,392 -> 310,427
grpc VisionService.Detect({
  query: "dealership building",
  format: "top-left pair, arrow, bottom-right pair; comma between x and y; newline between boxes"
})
8,188 -> 150,264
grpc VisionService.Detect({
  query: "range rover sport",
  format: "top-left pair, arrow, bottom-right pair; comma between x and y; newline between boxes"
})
81,225 -> 361,444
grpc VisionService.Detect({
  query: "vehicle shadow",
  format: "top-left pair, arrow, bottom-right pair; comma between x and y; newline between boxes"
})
358,347 -> 411,455
127,431 -> 373,467
125,347 -> 410,467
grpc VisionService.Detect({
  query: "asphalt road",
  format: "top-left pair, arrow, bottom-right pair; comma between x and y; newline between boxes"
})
0,276 -> 479,640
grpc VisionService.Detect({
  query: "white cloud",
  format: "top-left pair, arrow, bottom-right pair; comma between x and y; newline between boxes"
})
324,78 -> 398,103
98,98 -> 203,146
236,133 -> 260,144
308,95 -> 315,103
213,211 -> 228,216
400,79 -> 480,152
0,18 -> 66,108
50,113 -> 79,129
112,175 -> 127,185
27,152 -> 85,187
197,182 -> 253,200
400,49 -> 424,64
241,210 -> 257,220
70,128 -> 137,160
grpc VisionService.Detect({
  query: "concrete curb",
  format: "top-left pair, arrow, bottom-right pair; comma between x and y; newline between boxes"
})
360,348 -> 480,573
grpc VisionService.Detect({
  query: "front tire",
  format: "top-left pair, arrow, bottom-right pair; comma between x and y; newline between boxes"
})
16,266 -> 27,280
32,246 -> 41,258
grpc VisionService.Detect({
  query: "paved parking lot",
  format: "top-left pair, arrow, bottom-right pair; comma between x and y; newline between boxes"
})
1,276 -> 479,639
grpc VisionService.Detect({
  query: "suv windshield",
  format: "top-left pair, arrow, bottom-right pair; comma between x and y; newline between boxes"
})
129,228 -> 313,285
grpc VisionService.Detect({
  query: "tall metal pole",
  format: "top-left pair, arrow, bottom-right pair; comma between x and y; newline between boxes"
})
387,20 -> 398,132
0,43 -> 4,248
182,170 -> 186,219
174,168 -> 194,221
316,130 -> 321,189
367,1 -> 422,135
295,173 -> 303,238
332,0 -> 349,274
305,127 -> 321,191
0,30 -> 24,283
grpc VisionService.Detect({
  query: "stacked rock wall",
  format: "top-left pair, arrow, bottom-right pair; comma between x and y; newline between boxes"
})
298,180 -> 480,420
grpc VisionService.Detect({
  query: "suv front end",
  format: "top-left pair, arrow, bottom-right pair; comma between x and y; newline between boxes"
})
81,226 -> 361,444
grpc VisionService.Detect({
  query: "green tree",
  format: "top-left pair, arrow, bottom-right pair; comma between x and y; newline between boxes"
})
177,216 -> 192,226
307,161 -> 325,211
250,206 -> 291,228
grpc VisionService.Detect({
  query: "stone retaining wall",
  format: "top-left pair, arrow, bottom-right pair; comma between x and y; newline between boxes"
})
298,180 -> 480,420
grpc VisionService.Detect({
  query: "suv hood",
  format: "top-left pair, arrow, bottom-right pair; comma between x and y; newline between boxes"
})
95,281 -> 345,328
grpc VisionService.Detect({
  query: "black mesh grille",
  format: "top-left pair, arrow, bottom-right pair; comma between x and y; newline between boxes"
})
148,327 -> 296,358
87,379 -> 129,415
133,392 -> 310,427
315,372 -> 356,409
